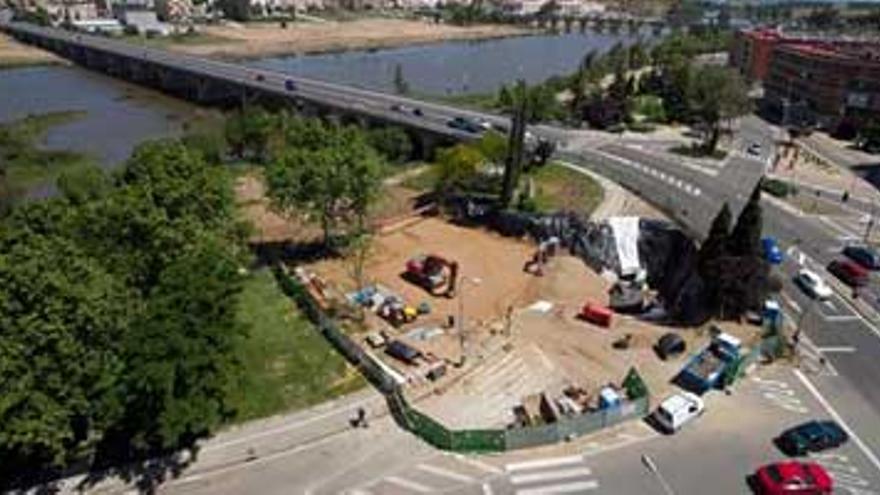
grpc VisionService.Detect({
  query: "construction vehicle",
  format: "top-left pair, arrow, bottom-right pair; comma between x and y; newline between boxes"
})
405,254 -> 459,297
377,297 -> 418,327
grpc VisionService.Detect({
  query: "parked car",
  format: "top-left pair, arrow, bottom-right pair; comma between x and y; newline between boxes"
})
385,340 -> 421,365
284,79 -> 297,91
255,74 -> 265,82
776,420 -> 848,456
654,392 -> 704,433
752,461 -> 832,494
762,237 -> 784,265
676,332 -> 741,394
827,259 -> 868,287
794,269 -> 833,300
655,333 -> 686,360
843,245 -> 880,270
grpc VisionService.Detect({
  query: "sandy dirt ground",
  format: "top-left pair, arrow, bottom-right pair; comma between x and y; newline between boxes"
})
172,19 -> 529,59
0,33 -> 62,67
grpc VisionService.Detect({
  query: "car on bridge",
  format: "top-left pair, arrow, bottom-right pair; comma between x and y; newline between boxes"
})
752,461 -> 832,494
285,80 -> 298,91
794,269 -> 833,300
447,116 -> 483,134
775,420 -> 848,456
391,104 -> 423,117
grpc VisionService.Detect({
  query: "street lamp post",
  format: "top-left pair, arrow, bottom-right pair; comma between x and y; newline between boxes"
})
641,454 -> 676,495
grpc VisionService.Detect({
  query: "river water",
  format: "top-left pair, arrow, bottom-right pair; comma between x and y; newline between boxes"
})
0,28 -> 648,171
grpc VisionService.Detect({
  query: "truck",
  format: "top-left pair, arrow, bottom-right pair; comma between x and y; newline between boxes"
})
676,332 -> 742,395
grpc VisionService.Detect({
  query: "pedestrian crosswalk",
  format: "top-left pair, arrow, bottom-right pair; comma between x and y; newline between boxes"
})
342,452 -> 602,494
506,454 -> 599,494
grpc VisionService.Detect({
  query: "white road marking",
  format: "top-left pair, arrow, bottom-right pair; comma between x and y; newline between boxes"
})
345,490 -> 373,495
794,369 -> 880,475
511,467 -> 593,485
453,454 -> 504,474
817,346 -> 857,353
506,455 -> 584,472
782,293 -> 803,314
202,394 -> 380,452
482,482 -> 494,495
824,315 -> 861,322
417,464 -> 475,483
515,480 -> 599,494
384,476 -> 433,493
824,299 -> 838,311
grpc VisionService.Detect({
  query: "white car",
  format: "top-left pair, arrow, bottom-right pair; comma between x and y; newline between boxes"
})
655,392 -> 704,433
795,269 -> 833,299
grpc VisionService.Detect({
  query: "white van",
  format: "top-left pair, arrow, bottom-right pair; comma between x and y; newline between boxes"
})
655,392 -> 705,433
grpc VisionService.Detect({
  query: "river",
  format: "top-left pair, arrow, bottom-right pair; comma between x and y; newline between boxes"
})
0,28 -> 649,171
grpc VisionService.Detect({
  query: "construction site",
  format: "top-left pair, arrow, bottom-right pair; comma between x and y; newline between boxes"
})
239,167 -> 766,432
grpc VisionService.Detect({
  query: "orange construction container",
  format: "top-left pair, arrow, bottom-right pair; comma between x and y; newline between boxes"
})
580,302 -> 612,327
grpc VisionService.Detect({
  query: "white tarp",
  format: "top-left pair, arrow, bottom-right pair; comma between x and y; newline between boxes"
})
608,216 -> 641,276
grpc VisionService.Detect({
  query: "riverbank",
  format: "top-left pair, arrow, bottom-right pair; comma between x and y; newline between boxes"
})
0,33 -> 64,69
158,18 -> 531,59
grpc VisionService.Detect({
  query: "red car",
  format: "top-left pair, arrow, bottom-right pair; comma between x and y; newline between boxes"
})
827,259 -> 868,287
754,461 -> 832,494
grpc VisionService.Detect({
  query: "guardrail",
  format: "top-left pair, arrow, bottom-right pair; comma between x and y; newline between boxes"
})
274,264 -> 651,453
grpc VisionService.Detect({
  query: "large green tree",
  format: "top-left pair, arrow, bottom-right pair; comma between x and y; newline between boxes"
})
0,234 -> 133,481
120,232 -> 244,451
687,65 -> 751,154
728,183 -> 763,257
266,125 -> 384,247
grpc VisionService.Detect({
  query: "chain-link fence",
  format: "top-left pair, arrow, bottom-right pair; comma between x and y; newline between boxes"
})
276,265 -> 651,453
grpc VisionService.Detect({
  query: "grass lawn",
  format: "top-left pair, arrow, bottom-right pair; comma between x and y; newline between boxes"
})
228,268 -> 366,422
529,163 -> 604,216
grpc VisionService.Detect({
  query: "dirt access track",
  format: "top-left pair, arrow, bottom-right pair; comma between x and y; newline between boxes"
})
173,19 -> 528,59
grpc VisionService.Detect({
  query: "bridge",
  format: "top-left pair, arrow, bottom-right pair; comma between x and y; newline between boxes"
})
1,20 -> 758,238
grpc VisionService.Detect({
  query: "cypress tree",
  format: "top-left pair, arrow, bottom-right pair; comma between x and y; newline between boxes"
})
729,183 -> 763,257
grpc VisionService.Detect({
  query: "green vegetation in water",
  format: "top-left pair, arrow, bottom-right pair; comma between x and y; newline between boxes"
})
527,163 -> 603,216
0,110 -> 93,191
421,91 -> 499,111
227,268 -> 366,422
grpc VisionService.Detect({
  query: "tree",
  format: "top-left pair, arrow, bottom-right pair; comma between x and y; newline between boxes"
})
0,234 -> 133,483
497,84 -> 514,110
857,119 -> 880,152
392,63 -> 410,95
433,143 -> 485,197
475,130 -> 508,165
728,183 -> 763,257
217,0 -> 250,21
688,65 -> 751,153
501,81 -> 528,207
119,232 -> 244,452
698,203 -> 732,309
266,125 -> 384,248
224,107 -> 277,162
367,126 -> 413,163
57,164 -> 111,205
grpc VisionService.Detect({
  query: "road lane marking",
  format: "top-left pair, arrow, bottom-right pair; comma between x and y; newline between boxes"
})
515,480 -> 599,494
817,346 -> 857,353
506,455 -> 584,472
453,454 -> 504,474
384,476 -> 433,493
417,464 -> 475,483
511,467 -> 592,485
202,393 -> 381,452
782,293 -> 802,314
482,482 -> 494,495
794,369 -> 880,475
824,315 -> 861,322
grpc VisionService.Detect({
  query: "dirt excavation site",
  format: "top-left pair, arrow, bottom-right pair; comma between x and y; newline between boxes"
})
240,172 -> 763,430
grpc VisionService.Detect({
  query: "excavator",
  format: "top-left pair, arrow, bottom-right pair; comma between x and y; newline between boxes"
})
405,254 -> 459,298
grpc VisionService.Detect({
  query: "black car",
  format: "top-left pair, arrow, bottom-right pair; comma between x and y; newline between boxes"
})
843,245 -> 880,270
284,80 -> 297,91
776,420 -> 848,456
